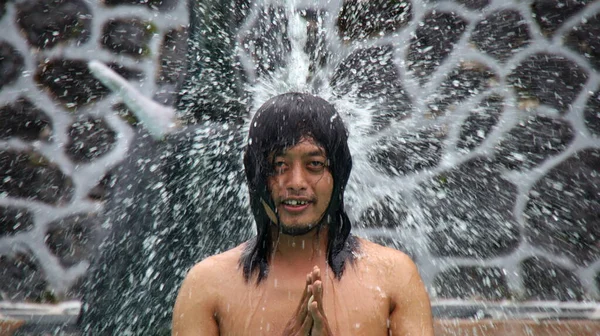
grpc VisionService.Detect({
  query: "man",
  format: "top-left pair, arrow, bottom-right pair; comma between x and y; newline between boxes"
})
172,92 -> 434,335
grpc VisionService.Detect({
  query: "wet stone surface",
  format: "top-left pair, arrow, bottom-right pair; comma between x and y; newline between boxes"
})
66,118 -> 116,162
45,214 -> 108,268
157,28 -> 188,86
565,13 -> 600,71
0,98 -> 52,141
103,0 -> 179,11
359,196 -> 410,229
0,42 -> 25,90
407,11 -> 467,85
331,45 -> 411,131
371,126 -> 446,176
101,18 -> 155,57
522,257 -> 584,301
240,5 -> 290,77
524,149 -> 600,267
0,254 -> 47,302
584,89 -> 600,136
495,115 -> 574,171
36,59 -> 143,108
15,0 -> 92,49
508,53 -> 588,113
416,158 -> 520,258
531,0 -> 594,37
434,266 -> 511,300
0,207 -> 34,236
471,10 -> 531,62
337,0 -> 412,42
457,95 -> 504,151
430,62 -> 497,116
0,150 -> 73,204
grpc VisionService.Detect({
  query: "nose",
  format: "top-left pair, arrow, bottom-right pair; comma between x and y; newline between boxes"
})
284,162 -> 308,192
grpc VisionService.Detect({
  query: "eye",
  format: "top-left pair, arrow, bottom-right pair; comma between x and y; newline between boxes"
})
272,159 -> 287,174
307,160 -> 326,171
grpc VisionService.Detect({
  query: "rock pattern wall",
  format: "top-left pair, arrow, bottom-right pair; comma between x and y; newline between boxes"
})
0,0 -> 188,302
0,0 -> 599,316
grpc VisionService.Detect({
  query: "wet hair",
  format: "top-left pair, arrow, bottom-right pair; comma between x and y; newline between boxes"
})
241,92 -> 358,284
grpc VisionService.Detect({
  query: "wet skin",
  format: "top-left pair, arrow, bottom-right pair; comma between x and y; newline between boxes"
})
172,139 -> 434,336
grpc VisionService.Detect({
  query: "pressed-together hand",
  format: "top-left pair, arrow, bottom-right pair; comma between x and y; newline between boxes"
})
282,267 -> 333,336
307,267 -> 333,336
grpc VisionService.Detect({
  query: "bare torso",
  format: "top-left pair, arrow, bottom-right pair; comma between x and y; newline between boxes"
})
175,238 -> 429,336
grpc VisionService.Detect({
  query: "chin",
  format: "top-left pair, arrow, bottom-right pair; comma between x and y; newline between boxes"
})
279,222 -> 319,236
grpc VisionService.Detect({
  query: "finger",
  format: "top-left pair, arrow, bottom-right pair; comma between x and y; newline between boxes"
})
313,280 -> 326,317
311,266 -> 321,284
301,303 -> 314,334
295,274 -> 312,314
309,300 -> 324,329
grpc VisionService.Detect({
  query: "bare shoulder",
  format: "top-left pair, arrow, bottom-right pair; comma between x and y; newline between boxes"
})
356,237 -> 420,288
184,244 -> 246,287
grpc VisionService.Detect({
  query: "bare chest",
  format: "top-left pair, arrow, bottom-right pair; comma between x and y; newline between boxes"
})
216,273 -> 391,336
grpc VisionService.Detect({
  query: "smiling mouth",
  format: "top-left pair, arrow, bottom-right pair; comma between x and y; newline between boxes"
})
282,199 -> 310,206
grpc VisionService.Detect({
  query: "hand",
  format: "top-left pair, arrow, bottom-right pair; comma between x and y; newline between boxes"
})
281,272 -> 314,336
308,268 -> 333,336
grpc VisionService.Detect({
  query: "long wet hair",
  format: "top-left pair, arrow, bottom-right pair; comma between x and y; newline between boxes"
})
241,92 -> 359,284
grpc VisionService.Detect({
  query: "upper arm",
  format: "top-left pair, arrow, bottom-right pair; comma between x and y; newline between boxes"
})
172,260 -> 220,336
388,254 -> 434,336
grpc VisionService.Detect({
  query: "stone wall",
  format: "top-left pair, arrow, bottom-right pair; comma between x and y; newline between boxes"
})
0,0 -> 598,324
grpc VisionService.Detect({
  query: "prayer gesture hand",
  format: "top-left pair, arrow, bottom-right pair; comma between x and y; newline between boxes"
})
281,267 -> 333,336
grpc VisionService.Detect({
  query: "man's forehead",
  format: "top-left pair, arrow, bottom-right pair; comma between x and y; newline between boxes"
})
271,137 -> 326,157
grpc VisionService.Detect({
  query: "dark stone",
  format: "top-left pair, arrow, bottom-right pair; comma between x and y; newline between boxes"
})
302,9 -> 330,83
80,124 -> 252,334
15,0 -> 92,49
112,102 -> 140,126
0,42 -> 25,89
87,172 -> 114,201
429,62 -> 497,116
101,18 -> 154,57
495,115 -> 574,171
522,257 -> 584,301
531,0 -> 594,37
415,157 -> 520,258
177,0 -> 250,123
524,149 -> 600,266
584,89 -> 600,136
507,53 -> 588,114
471,10 -> 531,62
457,95 -> 503,151
157,28 -> 188,86
36,59 -> 143,108
565,13 -> 600,71
337,0 -> 412,42
433,266 -> 511,300
103,0 -> 179,11
0,98 -> 52,141
407,11 -> 467,85
451,0 -> 489,10
46,213 -> 109,269
370,126 -> 446,177
0,206 -> 34,236
0,150 -> 73,204
331,45 -> 412,131
240,5 -> 290,77
359,196 -> 409,228
0,254 -> 47,302
66,118 -> 116,162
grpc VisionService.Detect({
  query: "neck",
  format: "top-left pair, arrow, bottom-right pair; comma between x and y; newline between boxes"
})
270,224 -> 329,269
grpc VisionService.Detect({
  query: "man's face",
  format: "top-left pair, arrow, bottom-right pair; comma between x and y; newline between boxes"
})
267,137 -> 333,235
